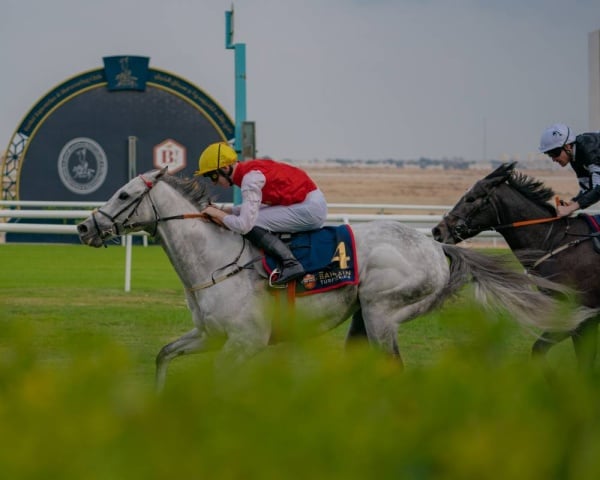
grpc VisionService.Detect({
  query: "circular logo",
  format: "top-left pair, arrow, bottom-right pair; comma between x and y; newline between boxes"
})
58,137 -> 108,194
301,273 -> 316,290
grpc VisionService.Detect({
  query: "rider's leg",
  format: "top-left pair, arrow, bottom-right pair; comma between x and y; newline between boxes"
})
252,190 -> 328,233
244,226 -> 305,285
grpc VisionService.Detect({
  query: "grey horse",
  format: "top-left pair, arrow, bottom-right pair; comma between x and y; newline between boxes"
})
77,168 -> 581,389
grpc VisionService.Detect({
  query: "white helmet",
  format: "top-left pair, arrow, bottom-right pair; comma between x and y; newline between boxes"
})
538,123 -> 576,153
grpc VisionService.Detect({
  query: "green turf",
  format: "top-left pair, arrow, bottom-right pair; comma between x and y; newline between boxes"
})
1,243 -> 598,479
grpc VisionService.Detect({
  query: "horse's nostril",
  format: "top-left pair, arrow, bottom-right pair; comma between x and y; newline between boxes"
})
432,227 -> 440,240
77,224 -> 87,234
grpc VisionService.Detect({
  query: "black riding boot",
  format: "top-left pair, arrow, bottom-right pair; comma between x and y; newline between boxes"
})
244,226 -> 305,285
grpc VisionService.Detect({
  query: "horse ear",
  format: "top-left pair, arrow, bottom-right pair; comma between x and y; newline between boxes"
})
157,166 -> 168,178
484,162 -> 517,181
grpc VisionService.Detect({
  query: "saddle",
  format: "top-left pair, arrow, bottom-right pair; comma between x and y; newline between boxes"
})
261,225 -> 359,295
579,214 -> 600,253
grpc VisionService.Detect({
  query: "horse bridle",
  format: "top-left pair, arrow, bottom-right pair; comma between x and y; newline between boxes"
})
444,182 -> 566,244
92,174 -> 218,242
91,175 -> 160,244
441,182 -> 594,269
90,174 -> 261,288
443,187 -> 503,242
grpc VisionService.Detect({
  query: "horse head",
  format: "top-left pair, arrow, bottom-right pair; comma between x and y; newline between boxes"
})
77,167 -> 171,247
431,163 -> 514,243
432,162 -> 559,245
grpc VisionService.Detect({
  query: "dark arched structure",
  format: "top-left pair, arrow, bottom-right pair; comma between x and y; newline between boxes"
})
1,55 -> 235,203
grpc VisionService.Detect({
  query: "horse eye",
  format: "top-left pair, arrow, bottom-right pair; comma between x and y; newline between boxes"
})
118,191 -> 130,200
465,196 -> 476,203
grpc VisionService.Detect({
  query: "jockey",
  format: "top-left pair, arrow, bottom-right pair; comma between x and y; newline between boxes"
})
194,142 -> 328,285
539,123 -> 600,217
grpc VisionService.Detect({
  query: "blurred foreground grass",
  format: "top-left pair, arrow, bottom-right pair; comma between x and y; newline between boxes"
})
1,244 -> 599,479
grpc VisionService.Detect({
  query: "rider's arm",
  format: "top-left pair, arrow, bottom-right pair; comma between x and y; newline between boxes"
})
570,136 -> 600,211
572,164 -> 600,210
573,185 -> 600,210
222,170 -> 265,234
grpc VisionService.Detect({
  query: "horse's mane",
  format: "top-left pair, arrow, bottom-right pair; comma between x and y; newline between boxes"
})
158,173 -> 212,206
507,170 -> 556,212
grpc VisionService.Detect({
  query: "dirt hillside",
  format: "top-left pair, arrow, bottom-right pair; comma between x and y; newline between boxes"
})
303,165 -> 577,208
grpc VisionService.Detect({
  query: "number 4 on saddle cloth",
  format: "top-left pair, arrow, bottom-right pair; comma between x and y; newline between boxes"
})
262,225 -> 359,295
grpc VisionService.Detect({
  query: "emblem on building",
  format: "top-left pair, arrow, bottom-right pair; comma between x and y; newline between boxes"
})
153,139 -> 187,173
115,57 -> 138,89
102,55 -> 149,91
57,137 -> 108,194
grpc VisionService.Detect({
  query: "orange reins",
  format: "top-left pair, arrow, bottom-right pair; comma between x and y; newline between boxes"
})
509,216 -> 563,228
496,195 -> 563,230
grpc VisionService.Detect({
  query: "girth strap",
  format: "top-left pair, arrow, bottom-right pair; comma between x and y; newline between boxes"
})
186,256 -> 262,291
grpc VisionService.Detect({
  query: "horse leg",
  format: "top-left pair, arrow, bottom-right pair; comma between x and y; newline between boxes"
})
571,318 -> 598,373
531,331 -> 570,361
213,330 -> 270,376
155,327 -> 216,392
345,309 -> 369,346
354,306 -> 403,368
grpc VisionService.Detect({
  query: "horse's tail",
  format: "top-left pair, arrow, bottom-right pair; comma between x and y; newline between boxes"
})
441,244 -> 586,332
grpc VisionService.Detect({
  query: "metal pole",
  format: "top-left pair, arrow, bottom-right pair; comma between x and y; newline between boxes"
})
128,136 -> 137,179
590,30 -> 600,131
124,136 -> 138,292
225,8 -> 247,205
124,234 -> 132,292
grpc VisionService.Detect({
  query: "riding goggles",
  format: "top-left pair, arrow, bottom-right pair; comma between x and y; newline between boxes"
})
545,147 -> 563,158
203,171 -> 220,183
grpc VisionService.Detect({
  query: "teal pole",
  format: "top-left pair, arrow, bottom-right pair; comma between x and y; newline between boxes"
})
225,8 -> 246,205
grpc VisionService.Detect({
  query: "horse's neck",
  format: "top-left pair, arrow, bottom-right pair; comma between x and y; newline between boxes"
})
496,186 -> 560,251
159,221 -> 245,284
152,185 -> 250,286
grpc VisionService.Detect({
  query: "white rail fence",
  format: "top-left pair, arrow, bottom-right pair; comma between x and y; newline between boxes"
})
0,200 -> 505,241
0,200 -> 504,291
11,201 -> 597,240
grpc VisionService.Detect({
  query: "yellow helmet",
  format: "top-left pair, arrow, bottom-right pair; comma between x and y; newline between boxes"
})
194,142 -> 238,176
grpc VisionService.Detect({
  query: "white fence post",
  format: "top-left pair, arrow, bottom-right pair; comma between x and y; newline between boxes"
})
125,235 -> 133,292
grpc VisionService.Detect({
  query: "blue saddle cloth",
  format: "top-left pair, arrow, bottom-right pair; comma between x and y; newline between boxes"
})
262,225 -> 359,295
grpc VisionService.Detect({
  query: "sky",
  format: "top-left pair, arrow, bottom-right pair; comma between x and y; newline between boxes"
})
1,0 -> 600,163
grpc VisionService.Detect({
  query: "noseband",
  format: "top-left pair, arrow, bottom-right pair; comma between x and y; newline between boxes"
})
89,174 -> 261,288
91,175 -> 160,245
442,188 -> 503,242
444,184 -> 562,245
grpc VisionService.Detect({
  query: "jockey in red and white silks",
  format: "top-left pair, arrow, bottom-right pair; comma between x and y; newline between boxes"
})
194,142 -> 327,285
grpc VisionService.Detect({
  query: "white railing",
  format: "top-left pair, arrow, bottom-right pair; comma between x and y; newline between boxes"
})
0,200 -> 500,240
0,209 -> 445,225
0,200 -> 452,215
0,200 -> 503,292
0,200 -> 102,208
4,200 -> 598,293
0,200 -> 511,292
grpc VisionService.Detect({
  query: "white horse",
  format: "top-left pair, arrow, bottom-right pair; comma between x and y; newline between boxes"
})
77,168 -> 579,389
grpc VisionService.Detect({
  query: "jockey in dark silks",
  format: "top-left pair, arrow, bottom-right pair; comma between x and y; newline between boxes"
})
539,123 -> 600,217
195,142 -> 328,285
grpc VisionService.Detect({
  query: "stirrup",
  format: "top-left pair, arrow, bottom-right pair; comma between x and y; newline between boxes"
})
268,269 -> 287,289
